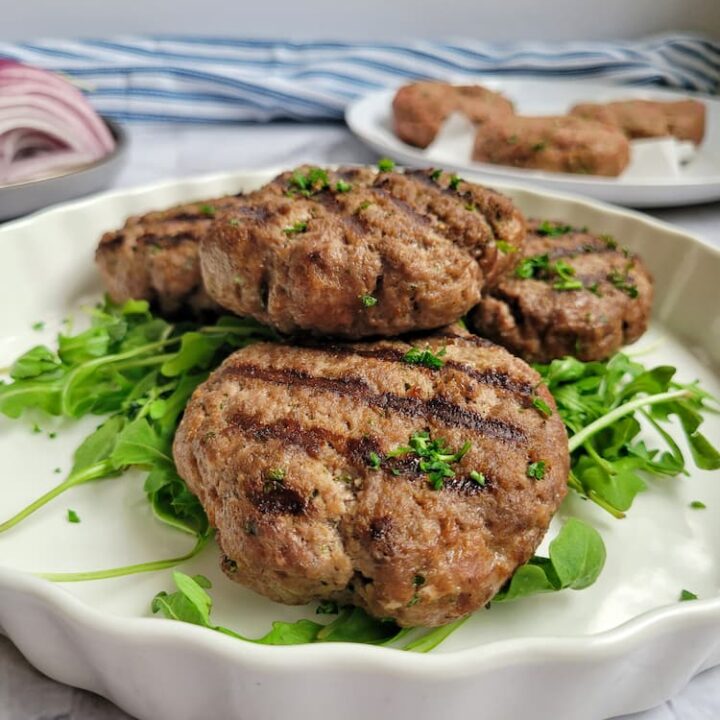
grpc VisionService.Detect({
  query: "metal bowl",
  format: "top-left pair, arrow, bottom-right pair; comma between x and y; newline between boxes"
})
0,118 -> 128,221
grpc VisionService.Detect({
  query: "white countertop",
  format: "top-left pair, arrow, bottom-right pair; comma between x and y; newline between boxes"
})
1,121 -> 719,720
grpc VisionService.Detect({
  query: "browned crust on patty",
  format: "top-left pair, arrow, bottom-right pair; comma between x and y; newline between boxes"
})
472,116 -> 631,176
173,327 -> 568,627
95,195 -> 242,315
200,166 -> 526,338
469,219 -> 654,362
393,81 -> 515,148
569,99 -> 706,144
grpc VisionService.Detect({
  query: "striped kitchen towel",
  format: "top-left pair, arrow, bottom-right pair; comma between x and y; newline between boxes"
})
0,34 -> 718,123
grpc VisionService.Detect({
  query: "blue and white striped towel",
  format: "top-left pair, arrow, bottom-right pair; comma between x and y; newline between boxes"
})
1,34 -> 718,123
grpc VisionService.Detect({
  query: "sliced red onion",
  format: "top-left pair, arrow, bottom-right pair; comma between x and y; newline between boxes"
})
0,61 -> 115,185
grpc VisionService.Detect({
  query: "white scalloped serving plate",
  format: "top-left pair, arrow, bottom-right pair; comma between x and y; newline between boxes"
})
346,80 -> 720,208
0,170 -> 718,720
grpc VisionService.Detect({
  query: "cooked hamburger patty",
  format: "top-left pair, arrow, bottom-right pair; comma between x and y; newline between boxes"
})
201,166 -> 526,338
469,220 -> 654,363
392,81 -> 515,149
173,327 -> 568,627
570,99 -> 705,144
95,195 -> 242,314
472,116 -> 630,176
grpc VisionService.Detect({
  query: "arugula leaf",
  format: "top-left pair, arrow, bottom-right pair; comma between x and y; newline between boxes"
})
151,573 -> 402,647
494,518 -> 605,601
10,346 -> 62,380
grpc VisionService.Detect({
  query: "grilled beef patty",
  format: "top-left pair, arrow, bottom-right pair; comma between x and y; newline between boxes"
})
570,99 -> 705,144
392,81 -> 515,149
95,196 -> 242,315
201,166 -> 526,338
472,116 -> 630,176
469,219 -> 654,363
173,327 -> 568,627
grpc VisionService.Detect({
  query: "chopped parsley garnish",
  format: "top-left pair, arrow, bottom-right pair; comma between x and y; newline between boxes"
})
377,158 -> 395,172
527,461 -> 546,480
387,431 -> 471,490
600,233 -> 617,249
227,218 -> 241,227
552,260 -> 583,291
495,240 -> 517,254
199,204 -> 216,217
469,470 -> 486,486
368,451 -> 382,469
267,468 -> 286,482
680,589 -> 698,601
690,500 -> 706,509
448,174 -> 462,191
335,180 -> 352,193
32,321 -> 45,331
67,509 -> 80,523
403,346 -> 446,370
587,282 -> 602,297
289,167 -> 330,196
359,294 -> 378,308
607,269 -> 639,298
283,221 -> 308,235
531,141 -> 547,152
48,431 -> 57,439
515,253 -> 550,279
357,201 -> 372,212
536,221 -> 574,237
532,396 -> 553,417
430,169 -> 442,181
464,203 -> 476,212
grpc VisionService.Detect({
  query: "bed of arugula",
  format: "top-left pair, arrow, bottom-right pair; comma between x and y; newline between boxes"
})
0,298 -> 717,651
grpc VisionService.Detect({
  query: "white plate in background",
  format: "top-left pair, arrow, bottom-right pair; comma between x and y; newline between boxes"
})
0,170 -> 719,720
346,80 -> 720,208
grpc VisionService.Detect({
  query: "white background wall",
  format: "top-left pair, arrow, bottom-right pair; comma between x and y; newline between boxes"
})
1,0 -> 718,41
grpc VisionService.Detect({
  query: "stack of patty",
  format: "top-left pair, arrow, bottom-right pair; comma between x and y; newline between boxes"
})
95,165 -> 651,627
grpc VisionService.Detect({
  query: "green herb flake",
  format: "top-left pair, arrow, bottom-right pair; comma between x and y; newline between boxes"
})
359,294 -> 378,308
607,270 -> 639,298
531,141 -> 547,152
527,461 -> 546,480
532,396 -> 553,417
227,218 -> 241,227
357,201 -> 372,213
469,470 -> 486,486
600,233 -> 617,249
368,451 -> 382,470
387,431 -> 471,490
67,509 -> 81,524
537,221 -> 574,237
48,431 -> 57,439
54,467 -> 61,474
449,174 -> 462,191
335,180 -> 352,193
267,468 -> 286,482
680,589 -> 698,601
199,204 -> 216,217
496,240 -> 517,254
283,221 -> 308,236
587,282 -> 602,297
32,321 -> 46,331
289,167 -> 330,196
377,158 -> 395,172
430,169 -> 443,181
464,203 -> 476,212
403,346 -> 446,370
515,253 -> 550,279
690,500 -> 706,509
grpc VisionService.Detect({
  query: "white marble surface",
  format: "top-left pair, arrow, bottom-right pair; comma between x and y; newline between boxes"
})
1,121 -> 719,720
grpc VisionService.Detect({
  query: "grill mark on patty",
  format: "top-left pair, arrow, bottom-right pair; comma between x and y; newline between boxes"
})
527,239 -> 617,261
139,231 -> 200,249
249,484 -> 306,515
223,409 -> 493,496
222,362 -> 527,443
372,187 -> 432,227
301,343 -> 534,403
314,190 -> 369,237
